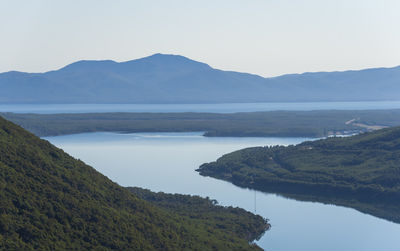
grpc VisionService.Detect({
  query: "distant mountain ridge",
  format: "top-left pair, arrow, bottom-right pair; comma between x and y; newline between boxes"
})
1,53 -> 400,103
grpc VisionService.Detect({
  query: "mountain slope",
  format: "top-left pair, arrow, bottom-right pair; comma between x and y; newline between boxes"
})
1,53 -> 399,103
0,116 -> 268,250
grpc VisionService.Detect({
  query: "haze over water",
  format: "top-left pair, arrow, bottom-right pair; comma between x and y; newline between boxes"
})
2,101 -> 400,114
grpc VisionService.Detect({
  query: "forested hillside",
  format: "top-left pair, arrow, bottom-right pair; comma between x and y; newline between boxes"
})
128,187 -> 269,242
198,127 -> 400,222
0,116 -> 268,250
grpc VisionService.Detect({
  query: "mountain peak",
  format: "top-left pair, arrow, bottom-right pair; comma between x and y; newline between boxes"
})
120,53 -> 212,70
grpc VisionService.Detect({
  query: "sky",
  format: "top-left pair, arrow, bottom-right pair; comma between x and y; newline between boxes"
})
1,0 -> 399,77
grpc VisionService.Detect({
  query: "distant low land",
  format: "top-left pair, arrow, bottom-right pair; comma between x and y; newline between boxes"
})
1,53 -> 400,104
3,109 -> 400,138
197,126 -> 400,223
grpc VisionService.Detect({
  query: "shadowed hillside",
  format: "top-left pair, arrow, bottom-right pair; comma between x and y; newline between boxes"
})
0,116 -> 268,250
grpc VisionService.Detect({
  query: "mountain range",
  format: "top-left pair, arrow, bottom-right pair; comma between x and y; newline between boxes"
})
1,53 -> 400,104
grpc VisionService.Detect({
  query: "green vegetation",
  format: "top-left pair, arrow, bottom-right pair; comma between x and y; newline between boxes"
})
3,109 -> 400,137
197,126 -> 400,223
0,116 -> 268,250
128,187 -> 269,242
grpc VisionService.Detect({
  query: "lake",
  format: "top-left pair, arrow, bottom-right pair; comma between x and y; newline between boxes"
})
46,132 -> 400,251
3,100 -> 400,114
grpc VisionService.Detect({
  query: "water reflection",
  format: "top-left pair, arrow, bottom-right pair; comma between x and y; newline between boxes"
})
46,132 -> 400,251
4,100 -> 400,114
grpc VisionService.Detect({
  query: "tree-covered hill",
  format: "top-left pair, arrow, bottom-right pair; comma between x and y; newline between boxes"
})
128,187 -> 269,242
0,116 -> 268,250
197,127 -> 400,222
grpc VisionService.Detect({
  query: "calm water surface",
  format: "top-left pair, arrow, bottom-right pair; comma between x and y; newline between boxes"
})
4,101 -> 400,113
46,132 -> 400,251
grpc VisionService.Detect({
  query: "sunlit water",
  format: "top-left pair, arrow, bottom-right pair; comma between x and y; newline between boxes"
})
3,100 -> 400,114
46,132 -> 400,251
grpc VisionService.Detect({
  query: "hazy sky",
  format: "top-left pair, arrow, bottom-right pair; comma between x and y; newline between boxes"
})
1,0 -> 399,77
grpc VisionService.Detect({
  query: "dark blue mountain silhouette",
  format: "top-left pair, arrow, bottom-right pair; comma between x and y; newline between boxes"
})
1,53 -> 399,103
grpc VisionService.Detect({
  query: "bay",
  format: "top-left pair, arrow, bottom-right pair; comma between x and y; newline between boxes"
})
46,132 -> 400,251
